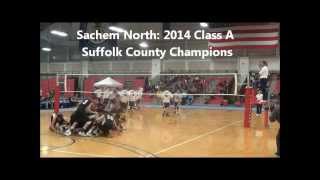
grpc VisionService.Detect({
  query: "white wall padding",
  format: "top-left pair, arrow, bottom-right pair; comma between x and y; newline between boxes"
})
111,62 -> 131,72
65,63 -> 81,73
132,61 -> 152,72
88,62 -> 111,73
188,61 -> 211,71
49,63 -> 64,73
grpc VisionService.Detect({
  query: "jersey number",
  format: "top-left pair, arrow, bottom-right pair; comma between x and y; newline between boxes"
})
82,100 -> 88,105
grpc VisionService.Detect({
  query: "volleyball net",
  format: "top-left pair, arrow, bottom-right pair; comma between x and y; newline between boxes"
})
40,73 -> 262,128
57,73 -> 240,100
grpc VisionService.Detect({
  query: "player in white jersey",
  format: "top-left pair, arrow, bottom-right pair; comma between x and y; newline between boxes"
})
119,90 -> 129,111
173,90 -> 182,114
94,89 -> 103,98
161,90 -> 173,117
135,88 -> 143,110
117,89 -> 129,130
102,88 -> 112,102
94,88 -> 103,103
128,90 -> 136,111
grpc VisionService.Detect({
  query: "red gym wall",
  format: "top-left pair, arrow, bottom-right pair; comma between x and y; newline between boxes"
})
40,78 -> 75,98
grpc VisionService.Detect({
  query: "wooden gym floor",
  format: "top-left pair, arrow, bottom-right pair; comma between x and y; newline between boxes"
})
40,107 -> 279,157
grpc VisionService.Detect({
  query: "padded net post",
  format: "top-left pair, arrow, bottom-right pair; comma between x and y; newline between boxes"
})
244,87 -> 253,128
263,105 -> 269,128
54,75 -> 61,113
263,89 -> 272,128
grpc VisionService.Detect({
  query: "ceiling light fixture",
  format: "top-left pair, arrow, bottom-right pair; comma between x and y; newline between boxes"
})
50,30 -> 68,37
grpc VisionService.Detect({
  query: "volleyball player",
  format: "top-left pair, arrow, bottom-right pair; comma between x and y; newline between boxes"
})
258,61 -> 269,100
84,92 -> 117,137
94,88 -> 103,103
50,112 -> 70,135
135,88 -> 143,110
118,90 -> 129,130
85,108 -> 106,136
99,111 -> 118,137
66,95 -> 98,135
128,90 -> 136,111
86,101 -> 116,137
101,88 -> 112,104
269,94 -> 280,156
119,89 -> 129,111
255,89 -> 263,116
108,90 -> 124,132
173,90 -> 182,114
161,90 -> 173,117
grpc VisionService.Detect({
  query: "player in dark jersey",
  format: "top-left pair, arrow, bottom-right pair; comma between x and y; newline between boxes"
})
67,96 -> 98,135
86,91 -> 122,137
85,107 -> 106,136
99,112 -> 117,136
50,112 -> 70,136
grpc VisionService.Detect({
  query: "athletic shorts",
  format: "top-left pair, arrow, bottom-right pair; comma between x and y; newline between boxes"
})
99,119 -> 114,132
70,112 -> 90,127
120,102 -> 128,111
163,102 -> 170,108
129,101 -> 135,107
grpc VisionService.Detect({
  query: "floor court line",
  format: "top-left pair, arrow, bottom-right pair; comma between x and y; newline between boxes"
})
50,149 -> 116,157
41,129 -> 156,157
152,120 -> 242,156
79,138 -> 157,157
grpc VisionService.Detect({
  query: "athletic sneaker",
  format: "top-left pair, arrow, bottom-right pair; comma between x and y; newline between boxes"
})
92,131 -> 98,136
78,131 -> 86,136
86,132 -> 93,137
58,126 -> 65,133
64,130 -> 72,136
64,129 -> 72,136
93,129 -> 101,136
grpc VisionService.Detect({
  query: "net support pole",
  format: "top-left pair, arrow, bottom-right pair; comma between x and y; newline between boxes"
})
54,75 -> 61,113
234,73 -> 238,95
264,86 -> 272,128
263,109 -> 269,128
244,87 -> 253,128
64,74 -> 67,92
263,101 -> 269,128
